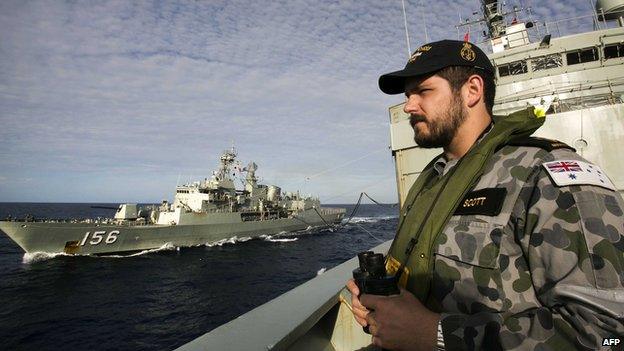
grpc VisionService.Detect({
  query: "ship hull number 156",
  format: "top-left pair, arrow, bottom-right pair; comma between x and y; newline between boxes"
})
80,231 -> 120,246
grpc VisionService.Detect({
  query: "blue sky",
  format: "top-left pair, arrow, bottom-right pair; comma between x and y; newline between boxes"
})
0,0 -> 601,203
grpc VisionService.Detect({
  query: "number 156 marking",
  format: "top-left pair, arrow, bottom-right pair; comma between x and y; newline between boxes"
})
80,231 -> 120,246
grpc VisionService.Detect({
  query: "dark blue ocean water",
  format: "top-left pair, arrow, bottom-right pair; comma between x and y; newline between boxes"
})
0,203 -> 397,351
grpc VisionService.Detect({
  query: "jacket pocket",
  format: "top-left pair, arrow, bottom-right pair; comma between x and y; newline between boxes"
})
435,217 -> 502,269
432,217 -> 505,312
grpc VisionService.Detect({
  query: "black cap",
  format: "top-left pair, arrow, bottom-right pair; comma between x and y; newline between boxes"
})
378,40 -> 494,95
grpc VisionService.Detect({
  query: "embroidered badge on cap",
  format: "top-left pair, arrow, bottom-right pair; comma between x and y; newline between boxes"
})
408,45 -> 433,63
542,160 -> 616,190
454,188 -> 507,216
460,42 -> 476,61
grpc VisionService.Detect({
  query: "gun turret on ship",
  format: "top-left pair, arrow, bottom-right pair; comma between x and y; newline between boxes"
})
0,148 -> 345,255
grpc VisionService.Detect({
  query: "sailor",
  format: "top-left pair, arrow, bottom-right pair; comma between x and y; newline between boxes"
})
346,39 -> 624,350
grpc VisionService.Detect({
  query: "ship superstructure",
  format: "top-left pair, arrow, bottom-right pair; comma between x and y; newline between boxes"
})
390,0 -> 624,205
0,148 -> 345,255
150,148 -> 323,226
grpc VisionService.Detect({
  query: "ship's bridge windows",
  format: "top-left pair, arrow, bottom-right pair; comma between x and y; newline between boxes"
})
566,47 -> 598,65
531,53 -> 563,71
604,43 -> 624,60
498,60 -> 528,77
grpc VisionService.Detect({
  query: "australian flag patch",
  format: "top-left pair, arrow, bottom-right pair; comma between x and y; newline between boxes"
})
542,160 -> 616,191
546,161 -> 582,172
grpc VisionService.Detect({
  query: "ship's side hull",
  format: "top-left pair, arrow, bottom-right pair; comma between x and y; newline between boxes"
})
0,208 -> 345,255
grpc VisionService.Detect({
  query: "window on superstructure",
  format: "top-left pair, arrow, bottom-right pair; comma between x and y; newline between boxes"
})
497,60 -> 528,77
604,43 -> 624,59
531,54 -> 563,71
566,47 -> 598,65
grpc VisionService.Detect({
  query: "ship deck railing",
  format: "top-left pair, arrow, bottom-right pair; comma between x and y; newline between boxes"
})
317,207 -> 346,215
176,240 -> 391,351
465,12 -> 623,53
537,13 -> 620,40
1,218 -> 149,226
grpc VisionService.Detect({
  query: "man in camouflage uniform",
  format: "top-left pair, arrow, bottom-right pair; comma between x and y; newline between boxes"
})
346,40 -> 624,350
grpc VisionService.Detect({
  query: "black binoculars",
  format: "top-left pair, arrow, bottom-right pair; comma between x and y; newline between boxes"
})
353,251 -> 400,296
352,251 -> 400,335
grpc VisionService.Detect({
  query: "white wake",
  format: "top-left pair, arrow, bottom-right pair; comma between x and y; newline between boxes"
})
205,236 -> 252,247
22,242 -> 179,262
260,234 -> 298,243
344,215 -> 397,224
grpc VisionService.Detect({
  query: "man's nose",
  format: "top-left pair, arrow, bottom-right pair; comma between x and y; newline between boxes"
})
403,95 -> 421,115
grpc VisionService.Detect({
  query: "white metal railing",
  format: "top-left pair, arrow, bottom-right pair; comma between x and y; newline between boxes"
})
319,207 -> 346,215
495,77 -> 624,105
460,12 -> 623,53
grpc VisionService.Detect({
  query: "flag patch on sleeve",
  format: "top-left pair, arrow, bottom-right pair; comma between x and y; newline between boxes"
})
542,160 -> 616,190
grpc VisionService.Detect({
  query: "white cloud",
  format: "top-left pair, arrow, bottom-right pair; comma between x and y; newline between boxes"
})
0,0 -> 598,203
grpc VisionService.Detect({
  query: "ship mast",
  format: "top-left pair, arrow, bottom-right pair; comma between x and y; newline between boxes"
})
482,0 -> 506,38
457,0 -> 529,52
215,147 -> 237,182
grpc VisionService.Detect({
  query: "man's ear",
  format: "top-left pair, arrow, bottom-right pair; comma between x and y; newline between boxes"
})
462,74 -> 484,108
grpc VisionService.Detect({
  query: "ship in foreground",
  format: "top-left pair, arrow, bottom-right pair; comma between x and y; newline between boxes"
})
0,148 -> 345,255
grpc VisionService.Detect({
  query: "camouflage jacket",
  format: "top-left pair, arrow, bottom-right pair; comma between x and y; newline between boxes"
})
430,143 -> 624,350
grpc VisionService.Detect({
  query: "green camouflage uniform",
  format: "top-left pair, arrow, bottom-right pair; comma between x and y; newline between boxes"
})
433,144 -> 624,350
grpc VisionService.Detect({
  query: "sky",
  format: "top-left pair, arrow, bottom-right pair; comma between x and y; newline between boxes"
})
0,0 -> 601,204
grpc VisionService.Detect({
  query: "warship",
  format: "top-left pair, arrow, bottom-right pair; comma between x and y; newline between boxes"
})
0,148 -> 345,255
176,0 -> 624,350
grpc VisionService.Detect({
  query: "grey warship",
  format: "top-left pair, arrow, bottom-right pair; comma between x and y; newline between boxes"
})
0,148 -> 345,255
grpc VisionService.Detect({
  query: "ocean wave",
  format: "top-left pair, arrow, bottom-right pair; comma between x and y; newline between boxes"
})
344,215 -> 397,224
205,236 -> 252,247
268,224 -> 336,239
22,252 -> 77,263
260,234 -> 298,243
106,243 -> 178,257
317,267 -> 326,275
21,243 -> 179,262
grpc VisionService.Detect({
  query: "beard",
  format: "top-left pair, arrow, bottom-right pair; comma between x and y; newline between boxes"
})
410,93 -> 467,148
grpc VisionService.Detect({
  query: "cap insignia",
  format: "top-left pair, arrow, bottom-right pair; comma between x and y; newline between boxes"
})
408,51 -> 422,63
460,42 -> 476,62
408,45 -> 433,63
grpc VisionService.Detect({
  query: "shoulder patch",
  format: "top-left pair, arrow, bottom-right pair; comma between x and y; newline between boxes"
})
542,160 -> 616,191
507,136 -> 575,152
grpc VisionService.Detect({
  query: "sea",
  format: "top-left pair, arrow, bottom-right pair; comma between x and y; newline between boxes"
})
0,203 -> 398,351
